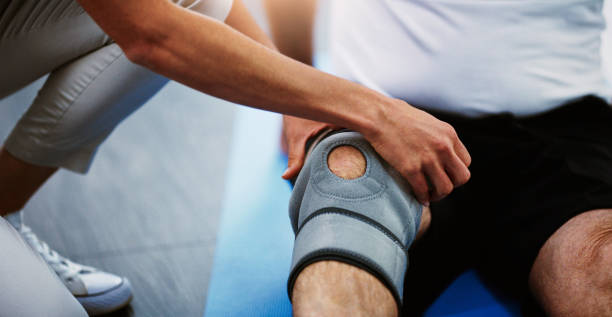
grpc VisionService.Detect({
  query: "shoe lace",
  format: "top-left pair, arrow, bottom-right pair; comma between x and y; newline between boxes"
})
19,225 -> 92,281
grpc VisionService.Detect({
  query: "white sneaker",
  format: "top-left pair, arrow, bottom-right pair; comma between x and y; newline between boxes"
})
5,212 -> 133,316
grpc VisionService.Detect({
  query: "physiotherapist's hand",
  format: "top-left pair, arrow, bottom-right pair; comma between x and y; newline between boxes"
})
363,99 -> 472,205
281,115 -> 337,180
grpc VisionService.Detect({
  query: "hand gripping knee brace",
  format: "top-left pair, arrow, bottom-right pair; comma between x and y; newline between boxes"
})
288,131 -> 422,305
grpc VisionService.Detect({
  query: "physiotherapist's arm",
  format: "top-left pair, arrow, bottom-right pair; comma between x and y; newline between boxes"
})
77,0 -> 472,204
77,0 -> 378,132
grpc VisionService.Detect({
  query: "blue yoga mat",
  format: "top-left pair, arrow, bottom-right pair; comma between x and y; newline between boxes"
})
204,108 -> 294,316
204,107 -> 520,316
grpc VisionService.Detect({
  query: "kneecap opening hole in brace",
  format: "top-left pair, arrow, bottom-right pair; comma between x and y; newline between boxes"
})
327,145 -> 367,180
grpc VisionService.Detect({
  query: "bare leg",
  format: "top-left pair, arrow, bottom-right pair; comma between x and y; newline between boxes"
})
292,261 -> 398,317
292,145 -> 431,317
530,209 -> 612,317
0,148 -> 57,216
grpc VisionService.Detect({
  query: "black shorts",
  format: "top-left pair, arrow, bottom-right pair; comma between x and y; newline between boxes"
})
402,95 -> 612,316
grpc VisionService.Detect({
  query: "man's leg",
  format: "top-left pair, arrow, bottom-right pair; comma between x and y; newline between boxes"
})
529,209 -> 612,317
291,143 -> 431,317
293,261 -> 398,317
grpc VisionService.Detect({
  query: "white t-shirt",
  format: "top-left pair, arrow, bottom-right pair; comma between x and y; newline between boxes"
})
318,0 -> 612,117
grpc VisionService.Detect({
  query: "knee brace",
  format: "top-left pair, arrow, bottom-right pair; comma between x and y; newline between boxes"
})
288,131 -> 422,305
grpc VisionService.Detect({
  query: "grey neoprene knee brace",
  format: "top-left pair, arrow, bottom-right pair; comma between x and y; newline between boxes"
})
288,131 -> 422,305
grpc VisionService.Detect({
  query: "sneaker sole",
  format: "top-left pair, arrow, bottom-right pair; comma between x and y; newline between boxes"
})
76,278 -> 133,316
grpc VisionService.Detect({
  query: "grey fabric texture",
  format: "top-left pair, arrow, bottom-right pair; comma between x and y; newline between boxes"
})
288,131 -> 422,305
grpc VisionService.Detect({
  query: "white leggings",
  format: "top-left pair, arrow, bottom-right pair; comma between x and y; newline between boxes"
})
0,0 -> 233,173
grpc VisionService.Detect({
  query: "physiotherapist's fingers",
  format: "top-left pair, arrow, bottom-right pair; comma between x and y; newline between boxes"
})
444,152 -> 471,187
453,137 -> 472,167
282,136 -> 307,180
405,169 -> 431,206
424,162 -> 454,202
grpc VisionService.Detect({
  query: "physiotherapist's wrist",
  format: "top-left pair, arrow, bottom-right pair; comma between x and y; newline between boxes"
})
345,90 -> 398,142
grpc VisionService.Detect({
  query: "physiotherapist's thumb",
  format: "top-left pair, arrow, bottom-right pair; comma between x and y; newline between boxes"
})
282,143 -> 305,180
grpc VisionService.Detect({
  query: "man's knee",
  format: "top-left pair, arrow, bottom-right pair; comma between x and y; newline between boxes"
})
288,131 -> 422,308
530,209 -> 612,316
535,209 -> 612,271
564,210 -> 612,284
324,140 -> 430,241
327,145 -> 367,180
580,211 -> 612,266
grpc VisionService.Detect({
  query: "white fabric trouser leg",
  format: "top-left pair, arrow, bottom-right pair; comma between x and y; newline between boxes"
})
0,217 -> 87,317
0,0 -> 232,173
0,0 -> 167,173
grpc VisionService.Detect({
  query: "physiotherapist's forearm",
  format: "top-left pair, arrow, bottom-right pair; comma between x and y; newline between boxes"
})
78,0 -> 385,134
79,0 -> 473,207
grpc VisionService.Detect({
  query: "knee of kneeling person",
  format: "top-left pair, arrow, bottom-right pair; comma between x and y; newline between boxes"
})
327,145 -> 366,180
